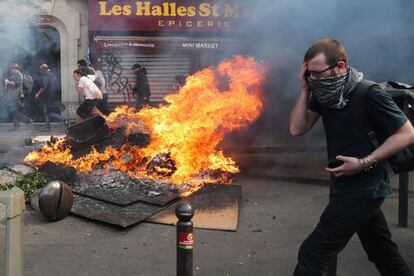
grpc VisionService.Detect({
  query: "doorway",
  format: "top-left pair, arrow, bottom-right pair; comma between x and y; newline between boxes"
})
0,25 -> 61,122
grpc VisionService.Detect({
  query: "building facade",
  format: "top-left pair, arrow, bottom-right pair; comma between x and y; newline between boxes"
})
88,0 -> 246,107
0,0 -> 247,120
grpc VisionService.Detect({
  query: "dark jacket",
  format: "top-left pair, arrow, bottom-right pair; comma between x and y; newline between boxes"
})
4,72 -> 23,110
39,71 -> 59,105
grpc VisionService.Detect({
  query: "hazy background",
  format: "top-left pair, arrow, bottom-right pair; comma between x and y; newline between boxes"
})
1,0 -> 413,148
220,0 -> 414,148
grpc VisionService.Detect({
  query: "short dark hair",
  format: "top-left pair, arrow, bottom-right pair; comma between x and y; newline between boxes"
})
304,38 -> 347,66
77,59 -> 88,67
73,69 -> 87,76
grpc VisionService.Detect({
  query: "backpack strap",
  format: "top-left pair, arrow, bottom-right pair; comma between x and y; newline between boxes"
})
353,80 -> 378,145
352,80 -> 395,175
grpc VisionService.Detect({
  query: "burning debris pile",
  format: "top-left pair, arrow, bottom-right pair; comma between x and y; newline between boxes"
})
24,56 -> 267,196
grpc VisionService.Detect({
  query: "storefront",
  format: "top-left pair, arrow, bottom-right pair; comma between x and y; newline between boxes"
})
88,0 -> 247,107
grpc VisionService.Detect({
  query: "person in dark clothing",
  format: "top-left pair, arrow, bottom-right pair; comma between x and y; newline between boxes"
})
4,63 -> 31,130
21,70 -> 34,118
131,63 -> 151,110
35,64 -> 67,131
173,74 -> 186,91
290,38 -> 413,276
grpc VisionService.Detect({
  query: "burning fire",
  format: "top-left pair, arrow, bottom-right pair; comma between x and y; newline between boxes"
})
25,56 -> 268,196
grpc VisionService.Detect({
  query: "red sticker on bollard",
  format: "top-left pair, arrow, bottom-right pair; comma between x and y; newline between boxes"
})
178,232 -> 194,250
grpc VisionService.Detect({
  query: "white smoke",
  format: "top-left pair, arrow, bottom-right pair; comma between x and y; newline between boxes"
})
0,0 -> 40,22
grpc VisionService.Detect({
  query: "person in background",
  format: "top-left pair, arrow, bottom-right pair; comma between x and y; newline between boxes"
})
73,69 -> 103,122
173,74 -> 186,91
4,63 -> 31,130
290,38 -> 413,276
20,68 -> 34,118
131,63 -> 151,110
77,59 -> 96,76
35,64 -> 67,131
91,59 -> 109,115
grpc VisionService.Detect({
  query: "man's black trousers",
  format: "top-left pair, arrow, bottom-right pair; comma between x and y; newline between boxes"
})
294,195 -> 412,276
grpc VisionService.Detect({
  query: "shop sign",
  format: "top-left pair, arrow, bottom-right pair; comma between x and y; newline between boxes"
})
88,0 -> 247,32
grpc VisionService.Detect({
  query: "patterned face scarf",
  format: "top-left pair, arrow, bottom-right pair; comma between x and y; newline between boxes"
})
308,67 -> 364,109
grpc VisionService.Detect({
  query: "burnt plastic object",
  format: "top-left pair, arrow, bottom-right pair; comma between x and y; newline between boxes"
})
146,151 -> 177,177
38,180 -> 74,221
65,116 -> 110,151
24,138 -> 33,146
127,132 -> 150,147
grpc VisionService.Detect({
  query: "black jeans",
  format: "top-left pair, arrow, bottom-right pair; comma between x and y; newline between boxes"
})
96,94 -> 109,115
77,99 -> 99,119
6,97 -> 30,127
42,103 -> 65,129
11,109 -> 31,127
294,195 -> 412,276
136,95 -> 149,110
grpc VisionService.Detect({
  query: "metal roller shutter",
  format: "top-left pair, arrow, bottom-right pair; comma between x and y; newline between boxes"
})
100,48 -> 191,106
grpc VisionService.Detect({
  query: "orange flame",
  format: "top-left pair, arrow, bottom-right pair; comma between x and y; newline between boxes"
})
24,56 -> 268,195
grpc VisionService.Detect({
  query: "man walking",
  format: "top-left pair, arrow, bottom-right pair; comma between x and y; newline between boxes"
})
290,38 -> 413,275
35,64 -> 66,131
21,69 -> 34,118
4,63 -> 31,130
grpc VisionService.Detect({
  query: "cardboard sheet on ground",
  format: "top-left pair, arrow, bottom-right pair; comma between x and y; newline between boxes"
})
146,184 -> 241,231
71,194 -> 169,228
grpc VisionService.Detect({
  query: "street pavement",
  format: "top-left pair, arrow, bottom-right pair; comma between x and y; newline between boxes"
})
0,177 -> 413,276
0,123 -> 66,153
0,124 -> 413,276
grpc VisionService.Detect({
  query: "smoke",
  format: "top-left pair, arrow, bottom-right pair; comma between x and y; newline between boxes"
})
86,0 -> 414,150
262,1 -> 412,76
0,0 -> 42,54
0,0 -> 40,19
0,0 -> 39,71
223,0 -> 414,147
214,0 -> 414,178
241,0 -> 414,80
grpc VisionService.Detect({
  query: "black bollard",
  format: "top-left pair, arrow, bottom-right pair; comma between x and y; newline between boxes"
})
176,202 -> 194,276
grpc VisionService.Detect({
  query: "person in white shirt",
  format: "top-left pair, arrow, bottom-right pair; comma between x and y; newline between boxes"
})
73,69 -> 104,122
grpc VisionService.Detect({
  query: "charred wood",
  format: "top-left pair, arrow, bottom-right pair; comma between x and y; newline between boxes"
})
38,161 -> 77,185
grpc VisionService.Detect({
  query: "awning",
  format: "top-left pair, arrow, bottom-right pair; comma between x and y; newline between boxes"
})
93,35 -> 244,51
